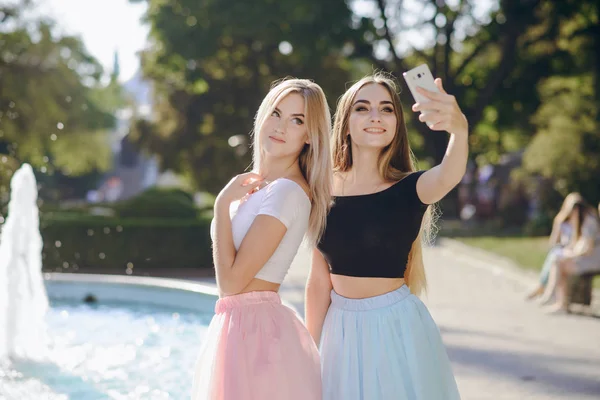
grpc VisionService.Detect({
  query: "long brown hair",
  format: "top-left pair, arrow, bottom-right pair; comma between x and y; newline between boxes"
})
331,72 -> 436,296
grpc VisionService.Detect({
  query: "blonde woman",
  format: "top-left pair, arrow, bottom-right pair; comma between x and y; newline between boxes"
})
305,73 -> 466,400
526,192 -> 582,301
547,200 -> 600,312
192,78 -> 332,400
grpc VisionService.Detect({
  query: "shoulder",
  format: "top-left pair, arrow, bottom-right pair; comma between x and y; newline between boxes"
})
399,170 -> 426,185
394,170 -> 428,208
258,178 -> 310,228
265,178 -> 309,202
391,170 -> 427,193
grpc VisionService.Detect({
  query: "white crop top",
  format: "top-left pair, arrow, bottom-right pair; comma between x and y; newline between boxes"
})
211,178 -> 311,284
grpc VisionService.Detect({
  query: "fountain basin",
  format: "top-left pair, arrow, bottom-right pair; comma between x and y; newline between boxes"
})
0,273 -> 219,400
45,273 -> 218,313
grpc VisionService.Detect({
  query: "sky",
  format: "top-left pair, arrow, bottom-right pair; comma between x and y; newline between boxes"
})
36,0 -> 149,83
33,0 -> 496,84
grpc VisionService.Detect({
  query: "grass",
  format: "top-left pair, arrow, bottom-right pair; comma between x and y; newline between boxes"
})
456,236 -> 549,272
439,219 -> 600,288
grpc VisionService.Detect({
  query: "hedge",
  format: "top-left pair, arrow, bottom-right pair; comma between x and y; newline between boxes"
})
115,188 -> 199,219
40,215 -> 213,273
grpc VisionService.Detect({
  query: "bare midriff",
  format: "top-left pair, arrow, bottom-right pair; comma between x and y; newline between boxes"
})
220,278 -> 281,298
330,274 -> 406,299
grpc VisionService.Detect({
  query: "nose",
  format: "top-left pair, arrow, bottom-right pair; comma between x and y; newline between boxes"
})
275,118 -> 285,133
370,109 -> 381,123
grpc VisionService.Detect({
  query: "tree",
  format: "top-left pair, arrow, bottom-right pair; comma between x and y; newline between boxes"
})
523,1 -> 600,210
0,0 -> 121,199
343,1 -> 588,163
129,0 -> 362,193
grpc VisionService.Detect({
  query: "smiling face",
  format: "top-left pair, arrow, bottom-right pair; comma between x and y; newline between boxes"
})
259,92 -> 309,159
347,83 -> 398,150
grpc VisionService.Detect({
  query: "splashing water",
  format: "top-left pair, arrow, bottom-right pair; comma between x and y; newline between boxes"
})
0,163 -> 49,360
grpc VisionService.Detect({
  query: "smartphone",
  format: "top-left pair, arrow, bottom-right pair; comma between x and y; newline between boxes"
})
402,64 -> 439,105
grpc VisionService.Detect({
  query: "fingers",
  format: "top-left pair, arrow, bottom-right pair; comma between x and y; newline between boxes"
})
418,111 -> 445,126
434,78 -> 447,94
415,85 -> 446,101
242,179 -> 264,189
412,101 -> 450,113
428,121 -> 450,131
239,172 -> 264,186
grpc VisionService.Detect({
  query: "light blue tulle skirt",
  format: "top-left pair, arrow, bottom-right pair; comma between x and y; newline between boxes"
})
320,285 -> 460,400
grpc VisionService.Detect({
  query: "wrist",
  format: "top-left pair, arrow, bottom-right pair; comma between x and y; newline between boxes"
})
215,194 -> 232,210
451,115 -> 469,138
450,128 -> 468,139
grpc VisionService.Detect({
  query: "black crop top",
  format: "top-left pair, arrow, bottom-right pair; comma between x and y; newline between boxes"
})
318,171 -> 428,278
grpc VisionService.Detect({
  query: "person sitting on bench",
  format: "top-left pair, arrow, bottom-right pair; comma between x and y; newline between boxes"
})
546,200 -> 600,313
527,192 -> 582,302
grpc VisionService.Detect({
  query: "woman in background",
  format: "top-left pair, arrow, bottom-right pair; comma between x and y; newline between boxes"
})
527,192 -> 582,302
546,200 -> 600,313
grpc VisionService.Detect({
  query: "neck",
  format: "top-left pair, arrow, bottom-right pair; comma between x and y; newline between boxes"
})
345,144 -> 382,185
258,155 -> 302,182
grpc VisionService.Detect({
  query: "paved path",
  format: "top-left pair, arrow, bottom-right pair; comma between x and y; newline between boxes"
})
279,240 -> 600,400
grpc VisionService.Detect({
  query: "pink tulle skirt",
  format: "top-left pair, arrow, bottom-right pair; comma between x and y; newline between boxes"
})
191,291 -> 322,400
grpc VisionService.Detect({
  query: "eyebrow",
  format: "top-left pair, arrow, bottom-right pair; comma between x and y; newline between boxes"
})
353,100 -> 394,106
274,107 -> 305,118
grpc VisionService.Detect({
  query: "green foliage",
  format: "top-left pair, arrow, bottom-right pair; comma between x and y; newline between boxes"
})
128,0 -> 600,227
524,212 -> 554,237
115,187 -> 198,219
0,2 -> 126,197
524,75 -> 600,203
522,1 -> 600,209
41,215 -> 213,272
130,0 -> 359,194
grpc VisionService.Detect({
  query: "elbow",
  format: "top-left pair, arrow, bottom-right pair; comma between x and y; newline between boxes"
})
439,161 -> 466,189
437,171 -> 463,194
306,275 -> 332,297
217,268 -> 248,297
218,281 -> 240,297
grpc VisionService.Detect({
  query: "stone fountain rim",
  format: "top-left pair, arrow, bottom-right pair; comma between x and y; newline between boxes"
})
44,272 -> 218,296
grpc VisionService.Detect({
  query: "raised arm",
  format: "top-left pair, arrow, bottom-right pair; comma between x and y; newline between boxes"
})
305,248 -> 332,347
411,79 -> 469,205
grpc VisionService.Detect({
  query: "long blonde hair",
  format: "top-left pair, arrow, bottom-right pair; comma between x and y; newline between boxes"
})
331,73 -> 435,296
549,192 -> 583,246
252,78 -> 332,245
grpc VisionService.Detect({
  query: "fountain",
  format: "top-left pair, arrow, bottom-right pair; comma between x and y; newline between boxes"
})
0,163 -> 49,360
0,163 -> 218,398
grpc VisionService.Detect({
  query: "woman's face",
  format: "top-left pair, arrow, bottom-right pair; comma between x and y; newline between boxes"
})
347,83 -> 397,150
259,92 -> 309,159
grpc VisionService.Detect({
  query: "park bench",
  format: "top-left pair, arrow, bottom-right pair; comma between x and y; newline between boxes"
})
568,271 -> 600,307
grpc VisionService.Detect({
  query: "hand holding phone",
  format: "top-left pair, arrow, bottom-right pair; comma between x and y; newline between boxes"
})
402,64 -> 440,106
402,64 -> 468,136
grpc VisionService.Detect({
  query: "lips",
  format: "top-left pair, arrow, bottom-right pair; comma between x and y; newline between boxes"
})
364,127 -> 386,134
268,136 -> 286,143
